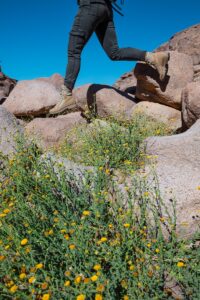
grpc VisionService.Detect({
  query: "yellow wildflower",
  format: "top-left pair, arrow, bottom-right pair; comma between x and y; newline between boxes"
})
64,234 -> 70,240
29,276 -> 36,284
105,169 -> 110,175
124,160 -> 132,165
0,213 -> 6,218
177,261 -> 185,268
69,244 -> 76,250
42,294 -> 50,300
124,223 -> 130,228
9,285 -> 18,293
124,296 -> 129,300
3,209 -> 10,214
129,265 -> 135,271
82,210 -> 90,216
35,263 -> 43,269
143,192 -> 149,197
91,275 -> 98,282
93,264 -> 101,271
74,276 -> 82,284
84,278 -> 90,284
19,273 -> 26,280
95,294 -> 103,300
64,280 -> 71,287
7,280 -> 14,287
77,295 -> 86,300
21,238 -> 28,246
100,237 -> 107,242
155,248 -> 160,253
0,255 -> 5,261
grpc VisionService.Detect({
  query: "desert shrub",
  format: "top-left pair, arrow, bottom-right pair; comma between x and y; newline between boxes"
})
0,116 -> 199,300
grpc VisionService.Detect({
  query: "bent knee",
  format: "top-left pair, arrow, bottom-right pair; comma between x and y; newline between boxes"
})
107,49 -> 121,61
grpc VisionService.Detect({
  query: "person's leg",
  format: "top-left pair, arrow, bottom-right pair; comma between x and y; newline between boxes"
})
95,18 -> 147,62
64,3 -> 108,91
50,4 -> 103,115
64,8 -> 94,92
95,18 -> 169,81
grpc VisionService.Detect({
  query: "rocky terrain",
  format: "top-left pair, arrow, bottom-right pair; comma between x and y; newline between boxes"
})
0,24 -> 200,239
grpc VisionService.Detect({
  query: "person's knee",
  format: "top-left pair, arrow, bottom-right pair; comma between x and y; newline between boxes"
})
107,47 -> 121,61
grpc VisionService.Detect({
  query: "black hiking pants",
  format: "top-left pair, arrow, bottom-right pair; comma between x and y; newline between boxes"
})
64,1 -> 146,90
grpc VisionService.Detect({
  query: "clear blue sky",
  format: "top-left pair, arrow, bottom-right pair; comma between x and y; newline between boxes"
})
1,0 -> 200,87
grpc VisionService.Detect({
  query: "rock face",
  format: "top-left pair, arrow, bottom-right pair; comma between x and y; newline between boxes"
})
114,24 -> 200,94
130,101 -> 182,131
0,69 -> 17,104
134,51 -> 194,110
145,120 -> 200,238
182,82 -> 200,129
3,77 -> 61,116
156,24 -> 200,66
0,107 -> 24,156
113,71 -> 137,94
73,84 -> 136,119
25,112 -> 87,149
156,24 -> 200,84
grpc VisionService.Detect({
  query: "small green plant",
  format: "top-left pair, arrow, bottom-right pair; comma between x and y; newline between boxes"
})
57,113 -> 173,171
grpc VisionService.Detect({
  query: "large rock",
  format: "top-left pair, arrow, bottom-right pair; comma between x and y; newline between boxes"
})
0,69 -> 17,104
145,120 -> 200,238
113,70 -> 137,94
182,82 -> 200,129
156,24 -> 200,65
193,64 -> 200,82
130,101 -> 182,131
73,84 -> 136,119
36,73 -> 64,91
134,51 -> 193,110
3,77 -> 61,116
25,112 -> 87,149
0,107 -> 24,156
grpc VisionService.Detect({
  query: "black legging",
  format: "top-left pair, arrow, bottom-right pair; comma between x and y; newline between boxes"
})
65,2 -> 146,90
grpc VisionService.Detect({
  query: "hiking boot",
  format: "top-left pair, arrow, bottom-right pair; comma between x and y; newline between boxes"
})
145,51 -> 170,81
49,85 -> 77,115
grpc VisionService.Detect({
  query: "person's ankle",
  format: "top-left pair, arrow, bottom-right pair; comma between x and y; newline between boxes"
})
66,87 -> 72,96
62,85 -> 72,96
